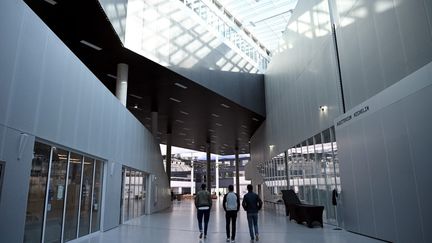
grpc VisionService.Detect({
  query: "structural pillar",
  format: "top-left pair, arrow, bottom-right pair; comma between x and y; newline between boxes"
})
215,155 -> 219,195
284,151 -> 290,188
191,153 -> 195,194
235,148 -> 240,196
206,143 -> 211,193
166,133 -> 172,186
115,63 -> 128,106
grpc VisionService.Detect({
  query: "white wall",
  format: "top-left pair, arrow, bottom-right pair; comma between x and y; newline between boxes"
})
335,61 -> 432,243
0,1 -> 170,242
249,0 -> 342,168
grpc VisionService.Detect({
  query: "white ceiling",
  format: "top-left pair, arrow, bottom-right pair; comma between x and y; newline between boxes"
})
217,0 -> 298,52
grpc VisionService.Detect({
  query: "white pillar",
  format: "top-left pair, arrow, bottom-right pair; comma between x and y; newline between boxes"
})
191,153 -> 195,194
115,63 -> 128,106
215,155 -> 219,194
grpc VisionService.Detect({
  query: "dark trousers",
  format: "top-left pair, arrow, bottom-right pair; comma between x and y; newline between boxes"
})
197,209 -> 210,234
225,211 -> 237,240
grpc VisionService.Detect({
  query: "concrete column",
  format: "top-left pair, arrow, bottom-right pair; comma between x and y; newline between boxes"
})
284,151 -> 290,188
151,111 -> 158,136
235,148 -> 240,195
215,155 -> 219,195
115,63 -> 128,106
166,133 -> 172,186
191,154 -> 195,194
206,143 -> 211,193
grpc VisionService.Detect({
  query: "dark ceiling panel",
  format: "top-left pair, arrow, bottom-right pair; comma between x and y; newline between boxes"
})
24,0 -> 265,155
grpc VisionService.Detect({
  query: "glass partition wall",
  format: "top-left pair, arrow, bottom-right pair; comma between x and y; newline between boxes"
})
120,166 -> 147,223
259,127 -> 340,225
24,141 -> 104,243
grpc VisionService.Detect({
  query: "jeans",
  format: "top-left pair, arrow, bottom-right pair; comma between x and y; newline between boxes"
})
197,209 -> 210,235
225,211 -> 237,239
246,213 -> 259,238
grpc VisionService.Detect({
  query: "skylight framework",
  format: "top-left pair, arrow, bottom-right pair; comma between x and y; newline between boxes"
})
180,0 -> 271,71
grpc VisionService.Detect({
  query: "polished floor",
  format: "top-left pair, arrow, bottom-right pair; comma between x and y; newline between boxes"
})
71,199 -> 384,243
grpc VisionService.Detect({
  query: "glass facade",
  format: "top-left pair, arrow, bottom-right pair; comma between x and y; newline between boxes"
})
24,141 -> 104,243
120,167 -> 147,223
180,0 -> 270,71
258,126 -> 340,224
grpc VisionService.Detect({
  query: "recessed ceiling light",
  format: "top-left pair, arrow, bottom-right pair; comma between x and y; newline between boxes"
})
241,125 -> 247,129
174,82 -> 188,89
252,117 -> 259,122
180,110 -> 189,115
145,117 -> 151,120
221,103 -> 230,108
44,0 -> 57,5
179,132 -> 186,136
224,144 -> 229,147
209,129 -> 215,132
133,104 -> 138,109
80,40 -> 102,51
107,74 -> 117,79
215,123 -> 222,126
211,113 -> 220,118
211,135 -> 217,138
169,97 -> 181,103
175,119 -> 184,123
129,94 -> 143,99
183,127 -> 191,131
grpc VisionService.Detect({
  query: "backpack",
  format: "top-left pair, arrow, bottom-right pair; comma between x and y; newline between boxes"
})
226,192 -> 238,211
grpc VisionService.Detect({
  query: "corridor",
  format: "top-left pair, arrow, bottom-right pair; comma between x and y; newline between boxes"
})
70,199 -> 384,243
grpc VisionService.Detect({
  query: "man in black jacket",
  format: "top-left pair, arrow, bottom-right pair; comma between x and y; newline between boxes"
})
242,184 -> 263,241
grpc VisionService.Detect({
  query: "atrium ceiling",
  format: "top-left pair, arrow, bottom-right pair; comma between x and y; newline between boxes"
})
217,0 -> 298,52
24,0 -> 265,155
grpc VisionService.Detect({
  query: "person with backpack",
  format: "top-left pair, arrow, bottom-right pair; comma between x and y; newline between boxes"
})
242,184 -> 263,241
195,183 -> 212,239
223,185 -> 240,242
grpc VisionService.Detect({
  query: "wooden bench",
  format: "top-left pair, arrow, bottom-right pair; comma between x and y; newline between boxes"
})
281,189 -> 324,228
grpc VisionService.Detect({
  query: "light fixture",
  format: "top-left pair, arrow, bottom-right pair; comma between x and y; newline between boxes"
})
221,103 -> 230,108
174,82 -> 188,89
129,94 -> 142,99
107,74 -> 117,79
252,117 -> 259,122
80,40 -> 102,51
44,0 -> 57,5
175,119 -> 184,123
269,145 -> 275,149
319,105 -> 328,112
180,110 -> 189,115
133,104 -> 138,109
215,123 -> 222,126
169,97 -> 181,103
211,113 -> 220,118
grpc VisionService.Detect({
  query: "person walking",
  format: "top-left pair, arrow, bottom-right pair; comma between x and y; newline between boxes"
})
223,185 -> 240,242
242,184 -> 263,241
195,183 -> 212,239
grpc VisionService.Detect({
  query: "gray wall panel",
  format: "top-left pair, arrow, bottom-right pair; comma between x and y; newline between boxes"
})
350,121 -> 375,236
381,104 -> 422,243
335,0 -> 432,110
362,115 -> 397,242
0,127 -> 35,243
402,85 -> 432,242
335,61 -> 432,242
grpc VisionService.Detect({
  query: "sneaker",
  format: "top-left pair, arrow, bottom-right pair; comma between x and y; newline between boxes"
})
199,232 -> 203,239
255,234 -> 259,241
204,235 -> 207,239
226,238 -> 231,242
231,239 -> 235,242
